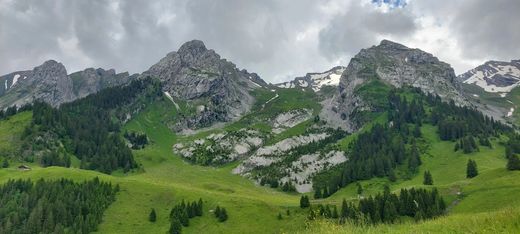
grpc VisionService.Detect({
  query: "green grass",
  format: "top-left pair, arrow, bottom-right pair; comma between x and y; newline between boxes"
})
302,207 -> 520,233
0,100 -> 309,234
1,92 -> 520,233
0,111 -> 31,159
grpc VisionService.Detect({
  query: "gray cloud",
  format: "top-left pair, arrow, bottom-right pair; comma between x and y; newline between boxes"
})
0,0 -> 518,82
451,0 -> 520,61
319,1 -> 417,59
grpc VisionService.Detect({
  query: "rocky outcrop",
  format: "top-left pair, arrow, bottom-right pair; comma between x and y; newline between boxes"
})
143,40 -> 267,130
69,68 -> 135,99
0,60 -> 135,109
322,40 -> 468,131
276,66 -> 346,92
0,60 -> 74,108
458,60 -> 520,93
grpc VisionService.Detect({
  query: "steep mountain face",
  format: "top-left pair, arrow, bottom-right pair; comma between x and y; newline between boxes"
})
69,68 -> 135,99
458,60 -> 520,93
0,61 -> 135,109
275,66 -> 346,92
0,60 -> 74,108
143,40 -> 267,131
322,40 -> 468,131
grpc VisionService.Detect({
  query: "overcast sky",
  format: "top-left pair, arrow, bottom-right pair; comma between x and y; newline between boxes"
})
1,0 -> 519,83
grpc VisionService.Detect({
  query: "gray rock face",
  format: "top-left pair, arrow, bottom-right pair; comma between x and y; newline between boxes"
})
322,40 -> 468,131
458,60 -> 520,93
0,60 -> 74,108
69,68 -> 135,99
0,60 -> 135,109
144,40 -> 267,130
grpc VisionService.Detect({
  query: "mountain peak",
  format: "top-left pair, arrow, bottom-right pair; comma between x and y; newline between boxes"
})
378,39 -> 408,49
177,39 -> 208,56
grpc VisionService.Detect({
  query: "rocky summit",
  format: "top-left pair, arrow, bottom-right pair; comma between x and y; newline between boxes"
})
321,40 -> 468,131
0,60 -> 74,108
0,60 -> 135,109
143,40 -> 268,131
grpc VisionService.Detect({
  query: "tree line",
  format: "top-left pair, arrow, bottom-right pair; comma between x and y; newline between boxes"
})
169,199 -> 204,234
306,187 -> 445,225
20,77 -> 162,173
0,177 -> 118,234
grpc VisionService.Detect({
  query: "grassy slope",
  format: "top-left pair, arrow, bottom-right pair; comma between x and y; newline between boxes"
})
0,98 -> 308,234
1,91 -> 520,233
310,123 -> 520,232
0,111 -> 31,158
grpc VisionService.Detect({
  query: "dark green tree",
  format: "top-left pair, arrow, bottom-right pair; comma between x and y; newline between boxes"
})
277,213 -> 283,220
466,159 -> 478,178
423,170 -> 433,185
507,154 -> 520,170
300,195 -> 310,208
169,218 -> 182,234
1,159 -> 8,168
149,208 -> 157,222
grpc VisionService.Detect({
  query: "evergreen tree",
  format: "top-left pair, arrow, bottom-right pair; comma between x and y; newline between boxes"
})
507,154 -> 520,170
149,208 -> 157,222
169,218 -> 182,234
1,159 -> 8,168
277,213 -> 283,220
423,170 -> 433,185
466,159 -> 478,178
300,195 -> 310,208
218,208 -> 228,222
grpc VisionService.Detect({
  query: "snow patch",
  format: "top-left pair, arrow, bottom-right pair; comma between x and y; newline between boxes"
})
507,107 -> 515,117
500,93 -> 507,98
164,92 -> 180,111
472,94 -> 479,98
11,74 -> 20,88
265,93 -> 279,105
4,80 -> 7,90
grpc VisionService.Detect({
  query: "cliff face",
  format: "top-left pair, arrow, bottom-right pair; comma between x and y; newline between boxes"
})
0,60 -> 135,109
0,60 -> 74,108
322,40 -> 468,131
144,40 -> 267,130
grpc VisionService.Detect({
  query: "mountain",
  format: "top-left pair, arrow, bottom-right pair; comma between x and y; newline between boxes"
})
0,60 -> 74,108
322,39 -> 468,131
143,40 -> 268,131
458,60 -> 520,93
69,68 -> 136,99
275,66 -> 346,92
0,60 -> 134,109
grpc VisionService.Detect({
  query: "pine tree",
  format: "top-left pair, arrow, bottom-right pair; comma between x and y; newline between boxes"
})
1,159 -> 8,168
218,208 -> 228,222
300,195 -> 310,208
169,218 -> 182,234
466,159 -> 478,178
277,213 -> 283,220
149,208 -> 157,222
507,154 -> 520,170
423,170 -> 433,185
196,198 -> 203,216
